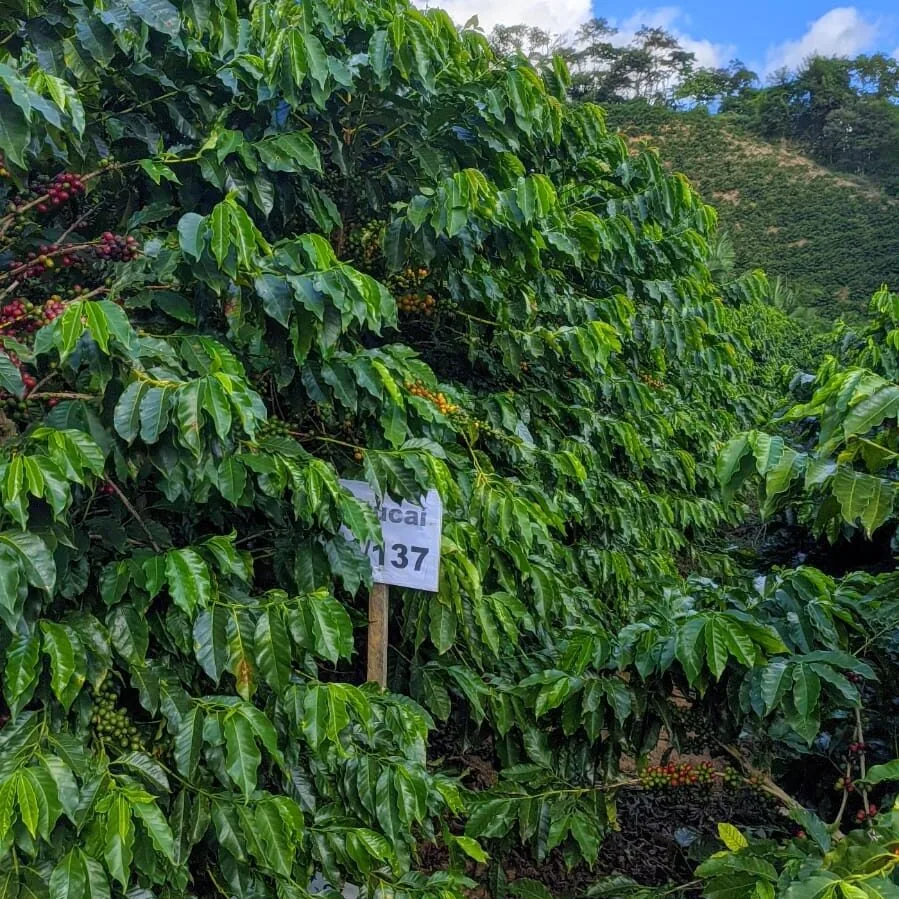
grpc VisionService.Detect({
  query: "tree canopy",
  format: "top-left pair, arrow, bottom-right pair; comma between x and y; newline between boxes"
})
490,19 -> 899,192
0,1 -> 897,897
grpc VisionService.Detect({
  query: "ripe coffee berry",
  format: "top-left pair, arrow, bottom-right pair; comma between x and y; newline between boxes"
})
1,298 -> 29,322
639,762 -> 703,790
35,172 -> 86,211
95,232 -> 140,261
43,295 -> 67,323
403,379 -> 460,415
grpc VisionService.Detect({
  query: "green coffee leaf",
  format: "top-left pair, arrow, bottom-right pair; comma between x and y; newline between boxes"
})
132,798 -> 177,864
718,822 -> 748,851
40,621 -> 83,709
4,631 -> 40,719
104,794 -> 134,889
223,711 -> 260,796
164,548 -> 211,616
306,593 -> 353,663
255,606 -> 291,693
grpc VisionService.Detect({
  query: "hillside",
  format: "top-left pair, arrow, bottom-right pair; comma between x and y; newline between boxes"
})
607,103 -> 899,320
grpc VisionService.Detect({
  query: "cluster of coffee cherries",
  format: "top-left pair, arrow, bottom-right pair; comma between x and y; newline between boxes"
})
675,705 -> 715,754
0,298 -> 40,333
91,679 -> 144,752
0,290 -> 75,341
323,415 -> 365,461
6,250 -> 60,280
403,379 -> 460,416
398,292 -> 438,316
37,172 -> 86,212
97,481 -> 116,496
5,172 -> 86,216
0,350 -> 37,392
639,372 -> 666,391
748,772 -> 767,789
5,240 -> 88,285
468,417 -> 506,439
389,266 -> 430,292
36,242 -> 81,268
835,775 -> 856,793
322,168 -> 365,207
836,738 -> 880,827
43,294 -> 67,321
639,761 -> 716,790
346,219 -> 383,265
392,264 -> 440,317
257,416 -> 294,439
95,232 -> 139,261
0,375 -> 42,422
0,156 -> 9,180
856,804 -> 878,823
0,349 -> 49,413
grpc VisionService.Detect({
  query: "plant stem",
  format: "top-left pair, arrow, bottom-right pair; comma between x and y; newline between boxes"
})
717,742 -> 804,811
0,240 -> 100,285
57,207 -> 97,244
371,122 -> 410,149
831,756 -> 854,830
103,89 -> 181,119
0,279 -> 21,302
107,480 -> 162,553
28,391 -> 97,401
856,706 -> 874,835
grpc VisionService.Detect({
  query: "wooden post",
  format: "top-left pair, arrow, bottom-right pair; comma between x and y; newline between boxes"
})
367,582 -> 389,688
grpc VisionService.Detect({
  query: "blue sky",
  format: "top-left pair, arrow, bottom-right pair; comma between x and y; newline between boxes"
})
423,2 -> 899,75
596,2 -> 899,73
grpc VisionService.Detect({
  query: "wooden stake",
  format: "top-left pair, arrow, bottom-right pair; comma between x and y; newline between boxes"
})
367,582 -> 389,688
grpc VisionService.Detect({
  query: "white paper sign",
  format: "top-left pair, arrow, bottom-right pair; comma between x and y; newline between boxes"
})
339,480 -> 443,592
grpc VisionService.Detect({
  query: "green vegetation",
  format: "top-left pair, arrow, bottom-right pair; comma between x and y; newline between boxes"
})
607,103 -> 899,320
492,22 -> 899,321
0,2 -> 897,898
706,56 -> 899,192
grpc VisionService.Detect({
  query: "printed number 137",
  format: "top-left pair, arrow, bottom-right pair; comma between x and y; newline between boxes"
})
364,542 -> 429,571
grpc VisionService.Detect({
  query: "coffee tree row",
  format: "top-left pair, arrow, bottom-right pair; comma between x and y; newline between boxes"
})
1,0 -> 896,897
683,292 -> 899,899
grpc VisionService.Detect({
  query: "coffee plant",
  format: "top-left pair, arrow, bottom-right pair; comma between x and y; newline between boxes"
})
1,0 -> 898,897
720,286 -> 899,543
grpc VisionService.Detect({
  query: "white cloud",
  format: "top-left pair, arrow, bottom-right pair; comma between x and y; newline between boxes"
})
415,0 -> 591,40
893,45 -> 899,59
614,7 -> 734,68
764,7 -> 880,73
417,2 -> 733,68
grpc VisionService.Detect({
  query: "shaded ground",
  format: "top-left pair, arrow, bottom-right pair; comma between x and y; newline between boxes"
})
494,786 -> 784,897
